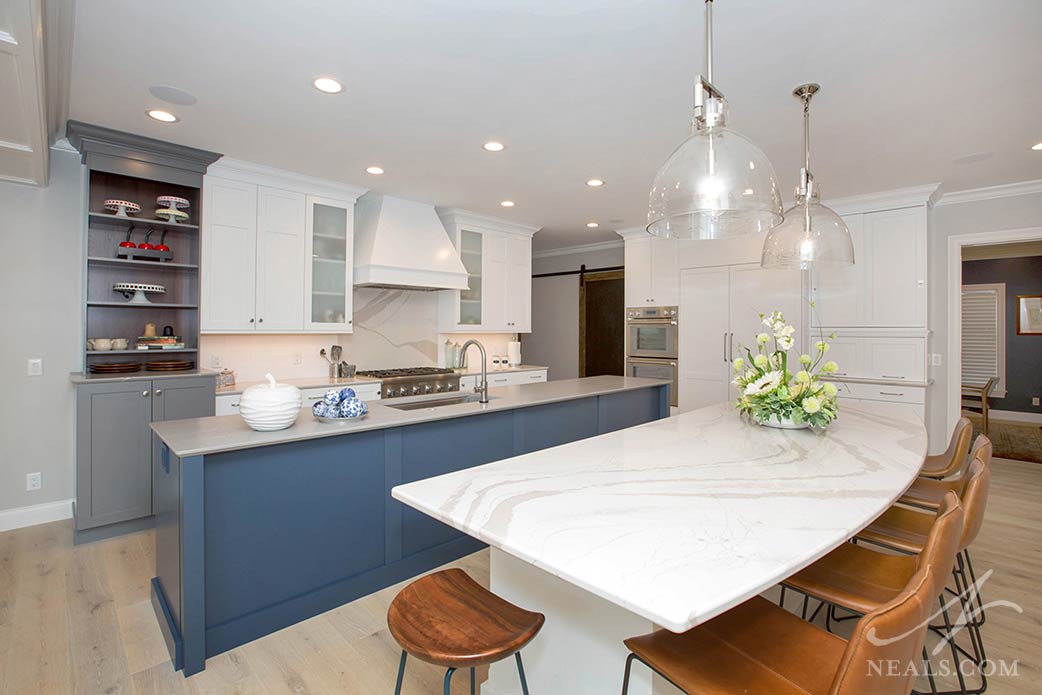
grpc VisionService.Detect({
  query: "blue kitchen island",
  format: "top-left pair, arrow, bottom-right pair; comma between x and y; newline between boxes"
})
148,376 -> 670,675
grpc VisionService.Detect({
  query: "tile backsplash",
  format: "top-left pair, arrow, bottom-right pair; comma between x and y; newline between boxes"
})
200,288 -> 527,383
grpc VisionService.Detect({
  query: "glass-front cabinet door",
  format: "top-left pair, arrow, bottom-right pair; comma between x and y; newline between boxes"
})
459,229 -> 483,325
304,195 -> 353,332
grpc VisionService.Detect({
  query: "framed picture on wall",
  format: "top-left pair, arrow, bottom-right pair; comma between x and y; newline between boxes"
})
1017,295 -> 1042,335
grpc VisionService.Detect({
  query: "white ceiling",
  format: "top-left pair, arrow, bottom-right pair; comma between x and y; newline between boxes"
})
67,0 -> 1042,251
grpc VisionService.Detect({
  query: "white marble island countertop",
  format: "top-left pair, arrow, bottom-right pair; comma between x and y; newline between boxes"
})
392,401 -> 927,633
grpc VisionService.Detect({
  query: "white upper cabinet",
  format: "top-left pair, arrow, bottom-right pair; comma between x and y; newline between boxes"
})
812,206 -> 926,329
202,177 -> 257,331
201,159 -> 365,334
305,195 -> 354,332
255,187 -> 305,331
624,236 -> 678,307
438,209 -> 538,333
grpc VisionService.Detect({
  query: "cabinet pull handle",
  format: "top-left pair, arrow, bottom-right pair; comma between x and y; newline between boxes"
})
529,374 -> 542,379
232,402 -> 240,407
881,375 -> 905,379
142,390 -> 150,397
723,333 -> 727,362
833,372 -> 848,376
879,391 -> 904,397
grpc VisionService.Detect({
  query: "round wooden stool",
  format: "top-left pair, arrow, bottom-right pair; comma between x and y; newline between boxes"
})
387,568 -> 545,694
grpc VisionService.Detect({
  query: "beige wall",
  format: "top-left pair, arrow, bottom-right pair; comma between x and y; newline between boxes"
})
926,190 -> 1042,450
0,148 -> 85,513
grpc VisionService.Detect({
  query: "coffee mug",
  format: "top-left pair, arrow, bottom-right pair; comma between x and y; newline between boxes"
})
88,338 -> 113,351
111,338 -> 129,350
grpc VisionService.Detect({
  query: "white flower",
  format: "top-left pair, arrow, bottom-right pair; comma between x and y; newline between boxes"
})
744,369 -> 757,381
744,370 -> 783,397
777,335 -> 794,351
803,396 -> 822,414
756,333 -> 770,345
753,354 -> 769,369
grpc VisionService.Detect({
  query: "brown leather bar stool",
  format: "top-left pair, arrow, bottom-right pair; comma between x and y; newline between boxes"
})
858,454 -> 993,694
781,493 -> 967,694
621,563 -> 945,695
387,568 -> 544,695
900,435 -> 990,511
919,417 -> 972,479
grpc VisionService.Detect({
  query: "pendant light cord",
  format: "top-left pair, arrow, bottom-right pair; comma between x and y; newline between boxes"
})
705,0 -> 713,84
803,94 -> 811,172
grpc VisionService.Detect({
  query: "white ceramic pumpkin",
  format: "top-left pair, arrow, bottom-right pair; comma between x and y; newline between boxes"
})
238,373 -> 302,431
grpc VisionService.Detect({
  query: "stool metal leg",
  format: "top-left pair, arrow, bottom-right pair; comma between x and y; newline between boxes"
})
394,651 -> 407,695
621,652 -> 636,695
515,652 -> 531,695
444,667 -> 456,695
470,667 -> 476,695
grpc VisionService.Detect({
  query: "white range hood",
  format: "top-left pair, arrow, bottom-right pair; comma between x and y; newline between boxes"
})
353,193 -> 469,291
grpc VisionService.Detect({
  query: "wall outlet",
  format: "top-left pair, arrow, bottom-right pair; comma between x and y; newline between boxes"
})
1033,397 -> 1040,407
27,358 -> 43,376
209,354 -> 222,369
929,354 -> 942,367
291,352 -> 303,366
26,472 -> 42,491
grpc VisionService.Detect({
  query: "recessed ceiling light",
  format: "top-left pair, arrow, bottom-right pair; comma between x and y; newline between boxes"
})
586,222 -> 599,228
146,109 -> 178,123
313,77 -> 344,94
500,200 -> 515,207
366,166 -> 384,175
1033,142 -> 1042,151
586,179 -> 604,187
483,141 -> 505,152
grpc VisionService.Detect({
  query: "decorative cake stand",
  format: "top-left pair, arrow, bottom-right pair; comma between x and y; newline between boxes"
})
156,195 -> 190,224
113,283 -> 166,304
104,199 -> 141,217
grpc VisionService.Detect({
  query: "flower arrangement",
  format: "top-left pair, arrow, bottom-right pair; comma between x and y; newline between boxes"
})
732,310 -> 840,429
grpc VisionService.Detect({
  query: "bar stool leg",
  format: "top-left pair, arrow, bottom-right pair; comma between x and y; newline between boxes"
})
516,652 -> 531,695
394,651 -> 407,695
470,667 -> 476,695
962,550 -> 986,626
938,594 -> 970,695
621,653 -> 636,695
444,667 -> 456,695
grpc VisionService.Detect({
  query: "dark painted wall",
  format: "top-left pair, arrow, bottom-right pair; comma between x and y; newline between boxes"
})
963,256 -> 1042,413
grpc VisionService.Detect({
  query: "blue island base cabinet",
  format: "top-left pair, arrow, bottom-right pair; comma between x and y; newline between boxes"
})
151,384 -> 668,675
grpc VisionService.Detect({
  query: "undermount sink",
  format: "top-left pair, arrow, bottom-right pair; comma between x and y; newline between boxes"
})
385,394 -> 486,411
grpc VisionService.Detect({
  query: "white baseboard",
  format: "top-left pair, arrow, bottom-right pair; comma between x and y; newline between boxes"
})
989,409 -> 1042,425
0,498 -> 73,533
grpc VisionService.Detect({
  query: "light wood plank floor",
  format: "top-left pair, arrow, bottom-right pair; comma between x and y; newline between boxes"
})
0,459 -> 1038,695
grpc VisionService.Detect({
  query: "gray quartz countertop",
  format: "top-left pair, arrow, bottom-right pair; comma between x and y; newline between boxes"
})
152,375 -> 667,458
70,369 -> 216,384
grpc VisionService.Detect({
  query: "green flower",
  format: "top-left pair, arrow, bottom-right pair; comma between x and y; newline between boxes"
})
794,370 -> 811,383
822,360 -> 839,373
799,354 -> 812,366
732,357 -> 745,372
815,340 -> 830,353
756,333 -> 770,345
823,382 -> 838,398
753,354 -> 769,369
803,396 -> 822,414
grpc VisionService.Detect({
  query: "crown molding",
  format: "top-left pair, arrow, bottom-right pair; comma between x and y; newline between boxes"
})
531,239 -> 624,259
820,183 -> 943,216
615,225 -> 650,241
436,207 -> 541,237
935,179 -> 1042,207
207,157 -> 369,202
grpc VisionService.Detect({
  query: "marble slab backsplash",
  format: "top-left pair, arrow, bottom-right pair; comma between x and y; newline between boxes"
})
200,288 -> 518,382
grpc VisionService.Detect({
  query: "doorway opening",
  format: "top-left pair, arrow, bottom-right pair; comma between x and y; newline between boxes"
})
950,230 -> 1042,463
579,270 -> 625,377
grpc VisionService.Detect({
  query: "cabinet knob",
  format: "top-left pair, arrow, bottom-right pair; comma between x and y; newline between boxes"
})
258,318 -> 264,323
142,390 -> 150,397
249,318 -> 255,323
155,389 -> 163,396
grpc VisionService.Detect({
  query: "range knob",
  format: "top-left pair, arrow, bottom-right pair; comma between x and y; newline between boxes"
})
398,386 -> 409,397
411,385 -> 421,395
423,384 -> 433,394
435,383 -> 445,392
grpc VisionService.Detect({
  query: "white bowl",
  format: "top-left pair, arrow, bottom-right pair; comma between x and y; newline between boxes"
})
239,374 -> 302,431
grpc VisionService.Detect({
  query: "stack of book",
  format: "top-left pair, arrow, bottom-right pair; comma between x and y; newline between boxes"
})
136,335 -> 186,350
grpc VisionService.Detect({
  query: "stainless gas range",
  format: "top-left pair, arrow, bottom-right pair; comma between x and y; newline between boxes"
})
356,367 -> 461,399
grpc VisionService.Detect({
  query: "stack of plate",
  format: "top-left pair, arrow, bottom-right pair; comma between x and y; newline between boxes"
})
89,362 -> 141,374
145,360 -> 195,372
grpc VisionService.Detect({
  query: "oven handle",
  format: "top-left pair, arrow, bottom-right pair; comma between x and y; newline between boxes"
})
627,357 -> 678,367
628,319 -> 678,326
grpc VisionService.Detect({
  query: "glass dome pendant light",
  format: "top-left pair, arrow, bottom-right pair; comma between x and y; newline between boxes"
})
647,0 -> 783,240
761,83 -> 855,269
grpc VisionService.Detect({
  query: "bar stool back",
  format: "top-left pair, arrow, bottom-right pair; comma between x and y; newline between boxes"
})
919,417 -> 972,479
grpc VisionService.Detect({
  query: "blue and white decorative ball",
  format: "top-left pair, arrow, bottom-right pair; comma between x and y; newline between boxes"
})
338,387 -> 356,402
312,401 -> 334,418
338,398 -> 367,418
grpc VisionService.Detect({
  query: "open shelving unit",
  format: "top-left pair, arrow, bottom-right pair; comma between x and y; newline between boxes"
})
68,121 -> 221,375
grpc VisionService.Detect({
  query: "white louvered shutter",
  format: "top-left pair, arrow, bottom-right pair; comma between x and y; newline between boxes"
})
961,285 -> 1004,390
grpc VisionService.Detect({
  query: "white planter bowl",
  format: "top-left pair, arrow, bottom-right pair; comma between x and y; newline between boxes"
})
239,374 -> 302,431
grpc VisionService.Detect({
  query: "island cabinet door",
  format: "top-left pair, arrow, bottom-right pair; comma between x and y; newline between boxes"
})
76,382 -> 154,530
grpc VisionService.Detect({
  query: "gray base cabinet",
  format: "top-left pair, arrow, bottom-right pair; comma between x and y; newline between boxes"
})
75,375 -> 214,534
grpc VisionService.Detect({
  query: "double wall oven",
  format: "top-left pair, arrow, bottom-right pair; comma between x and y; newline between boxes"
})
625,306 -> 678,407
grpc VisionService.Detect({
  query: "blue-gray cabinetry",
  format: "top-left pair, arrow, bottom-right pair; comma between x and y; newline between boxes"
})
75,375 -> 214,541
